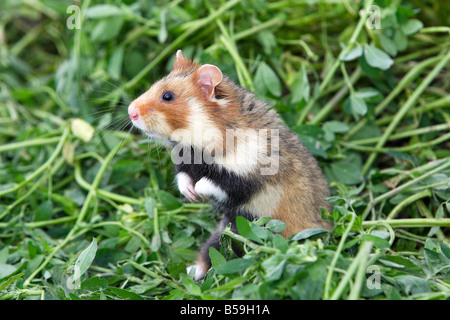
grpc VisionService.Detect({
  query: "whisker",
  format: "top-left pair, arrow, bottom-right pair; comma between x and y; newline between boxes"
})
116,123 -> 133,155
99,78 -> 120,89
92,118 -> 132,149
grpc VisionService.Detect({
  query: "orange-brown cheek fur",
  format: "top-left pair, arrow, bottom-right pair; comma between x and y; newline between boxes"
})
137,98 -> 191,133
160,99 -> 191,131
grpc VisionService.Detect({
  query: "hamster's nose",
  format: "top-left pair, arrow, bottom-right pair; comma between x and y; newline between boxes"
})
129,110 -> 139,120
128,103 -> 140,120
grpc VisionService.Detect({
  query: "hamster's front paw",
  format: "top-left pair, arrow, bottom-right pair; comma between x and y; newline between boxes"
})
194,177 -> 228,202
176,172 -> 198,202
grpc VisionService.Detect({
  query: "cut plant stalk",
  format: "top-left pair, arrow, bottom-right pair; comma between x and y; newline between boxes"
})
362,49 -> 450,175
297,0 -> 374,125
0,127 -> 69,197
345,55 -> 443,140
23,142 -> 121,287
362,158 -> 450,219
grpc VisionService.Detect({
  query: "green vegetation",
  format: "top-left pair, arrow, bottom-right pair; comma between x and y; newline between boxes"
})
0,0 -> 449,300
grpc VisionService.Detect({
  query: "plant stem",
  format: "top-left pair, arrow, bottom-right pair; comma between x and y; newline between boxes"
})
362,49 -> 450,175
297,0 -> 373,125
386,189 -> 432,220
348,123 -> 450,145
0,136 -> 60,153
324,213 -> 356,300
335,241 -> 373,300
340,132 -> 450,153
362,218 -> 450,228
0,127 -> 69,197
221,228 -> 279,254
311,66 -> 362,125
23,143 -> 121,287
345,55 -> 442,140
74,161 -> 143,206
206,16 -> 283,53
361,158 -> 450,219
376,95 -> 450,126
107,0 -> 240,99
91,221 -> 152,251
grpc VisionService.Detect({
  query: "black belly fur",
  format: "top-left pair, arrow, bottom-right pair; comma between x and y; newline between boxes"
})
175,146 -> 261,223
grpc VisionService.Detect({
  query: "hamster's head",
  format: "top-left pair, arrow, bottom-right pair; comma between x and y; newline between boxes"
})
128,50 -> 228,148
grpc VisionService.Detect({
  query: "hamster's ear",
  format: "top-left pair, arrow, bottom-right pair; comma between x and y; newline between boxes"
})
194,64 -> 223,100
173,50 -> 194,71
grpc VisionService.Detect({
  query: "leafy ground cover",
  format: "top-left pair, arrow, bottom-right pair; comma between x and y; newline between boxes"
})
0,0 -> 449,300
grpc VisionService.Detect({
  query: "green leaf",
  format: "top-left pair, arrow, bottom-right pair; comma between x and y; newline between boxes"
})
108,47 -> 124,80
125,236 -> 141,253
73,238 -> 98,284
255,62 -> 281,97
151,234 -> 161,252
401,19 -> 423,35
377,33 -> 397,56
253,216 -> 271,226
91,16 -> 124,42
107,287 -> 144,300
294,125 -> 329,158
180,274 -> 202,296
354,88 -> 383,102
84,4 -> 123,19
129,279 -> 163,294
393,28 -> 408,52
364,44 -> 394,70
215,258 -> 256,275
272,234 -> 289,253
395,275 -> 430,295
167,263 -> 186,279
339,45 -> 363,61
297,134 -> 328,158
209,277 -> 247,292
439,242 -> 450,261
290,65 -> 310,103
323,121 -> 349,142
81,276 -> 108,291
323,121 -> 349,133
290,259 -> 327,300
256,30 -> 277,55
0,273 -> 24,291
329,161 -> 363,185
209,247 -> 226,269
144,196 -> 157,218
262,254 -> 286,281
0,264 -> 18,278
0,247 -> 7,264
378,255 -> 421,271
157,190 -> 182,210
291,228 -> 329,241
360,234 -> 391,249
349,94 -> 368,116
236,216 -> 263,244
34,200 -> 53,222
266,219 -> 286,233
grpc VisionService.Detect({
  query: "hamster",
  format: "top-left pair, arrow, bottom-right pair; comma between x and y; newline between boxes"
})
128,50 -> 332,281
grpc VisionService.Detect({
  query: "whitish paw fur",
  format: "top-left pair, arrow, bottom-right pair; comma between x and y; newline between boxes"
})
186,264 -> 207,281
176,172 -> 198,202
194,177 -> 228,202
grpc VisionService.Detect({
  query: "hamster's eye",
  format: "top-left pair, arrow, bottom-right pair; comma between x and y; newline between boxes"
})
161,91 -> 175,102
